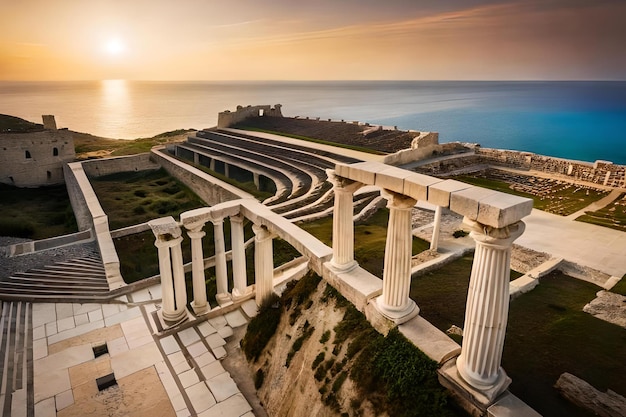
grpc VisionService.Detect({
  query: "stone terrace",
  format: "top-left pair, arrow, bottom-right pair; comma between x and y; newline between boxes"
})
231,116 -> 419,153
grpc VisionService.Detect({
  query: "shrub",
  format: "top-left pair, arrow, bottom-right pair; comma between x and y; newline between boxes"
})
320,330 -> 331,344
134,189 -> 147,197
453,230 -> 469,238
241,294 -> 281,362
0,219 -> 35,238
312,352 -> 326,370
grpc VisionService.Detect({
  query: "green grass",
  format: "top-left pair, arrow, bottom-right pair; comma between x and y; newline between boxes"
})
0,183 -> 77,239
504,271 -> 626,417
74,129 -> 194,156
576,192 -> 626,232
0,114 -> 43,133
236,126 -> 386,155
91,168 -> 206,230
411,258 -> 625,417
455,173 -> 608,216
300,208 -> 430,278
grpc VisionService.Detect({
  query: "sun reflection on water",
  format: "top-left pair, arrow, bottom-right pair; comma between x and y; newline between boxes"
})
98,79 -> 132,138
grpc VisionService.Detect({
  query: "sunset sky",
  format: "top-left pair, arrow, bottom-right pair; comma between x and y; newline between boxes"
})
1,0 -> 625,81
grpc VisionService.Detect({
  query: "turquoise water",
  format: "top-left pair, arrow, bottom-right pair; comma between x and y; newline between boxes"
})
1,80 -> 625,164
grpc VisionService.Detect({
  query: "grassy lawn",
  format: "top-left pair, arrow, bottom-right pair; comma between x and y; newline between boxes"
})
455,172 -> 608,216
411,258 -> 625,417
0,183 -> 77,239
300,208 -> 430,278
91,168 -> 206,230
576,192 -> 626,232
74,129 -> 193,157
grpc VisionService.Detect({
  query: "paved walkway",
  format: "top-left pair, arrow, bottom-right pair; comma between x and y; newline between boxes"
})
513,208 -> 626,278
9,284 -> 259,417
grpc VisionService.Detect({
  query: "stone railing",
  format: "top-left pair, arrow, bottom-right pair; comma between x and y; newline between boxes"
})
148,199 -> 332,322
150,161 -> 535,415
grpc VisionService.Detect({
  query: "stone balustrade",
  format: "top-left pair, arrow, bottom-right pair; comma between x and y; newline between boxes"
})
149,159 -> 534,413
331,160 -> 533,409
148,199 -> 333,325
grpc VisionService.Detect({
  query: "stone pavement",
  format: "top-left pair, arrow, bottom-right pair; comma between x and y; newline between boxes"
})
517,208 -> 626,278
6,284 -> 259,417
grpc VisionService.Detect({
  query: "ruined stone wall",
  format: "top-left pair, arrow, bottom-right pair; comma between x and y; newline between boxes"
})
217,104 -> 283,128
476,148 -> 626,187
0,129 -> 75,187
81,153 -> 160,178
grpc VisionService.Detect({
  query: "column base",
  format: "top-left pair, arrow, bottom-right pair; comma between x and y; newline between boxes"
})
232,286 -> 253,301
216,292 -> 233,307
191,300 -> 210,316
158,308 -> 190,329
439,357 -> 511,409
373,296 -> 420,324
329,259 -> 358,273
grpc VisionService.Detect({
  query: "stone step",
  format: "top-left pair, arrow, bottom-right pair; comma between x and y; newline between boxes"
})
11,269 -> 106,281
0,301 -> 33,416
28,265 -> 105,275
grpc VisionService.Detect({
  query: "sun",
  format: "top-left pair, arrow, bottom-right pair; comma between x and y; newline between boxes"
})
104,38 -> 126,56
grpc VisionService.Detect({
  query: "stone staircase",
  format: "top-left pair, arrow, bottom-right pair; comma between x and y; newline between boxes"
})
0,256 -> 109,301
0,301 -> 33,417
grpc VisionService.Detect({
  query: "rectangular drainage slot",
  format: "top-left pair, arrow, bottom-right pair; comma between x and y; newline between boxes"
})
96,373 -> 117,391
93,343 -> 109,358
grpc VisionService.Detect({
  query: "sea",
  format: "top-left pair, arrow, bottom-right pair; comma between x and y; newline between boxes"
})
1,80 -> 625,165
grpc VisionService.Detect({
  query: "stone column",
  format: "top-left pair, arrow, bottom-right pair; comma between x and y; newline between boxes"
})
375,190 -> 419,323
186,225 -> 209,315
430,205 -> 443,251
253,224 -> 274,306
149,217 -> 188,324
211,218 -> 230,305
456,219 -> 525,401
327,169 -> 363,271
230,214 -> 250,300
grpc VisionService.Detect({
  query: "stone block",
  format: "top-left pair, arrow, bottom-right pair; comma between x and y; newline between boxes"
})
186,381 -> 216,414
403,173 -> 442,201
449,186 -> 498,220
224,310 -> 247,328
206,373 -> 239,402
323,263 -> 382,312
375,165 -> 414,194
477,193 -> 533,228
487,392 -> 541,417
427,179 -> 472,207
197,393 -> 251,417
398,315 -> 461,364
335,161 -> 387,185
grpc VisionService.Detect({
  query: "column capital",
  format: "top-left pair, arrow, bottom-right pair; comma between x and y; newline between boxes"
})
183,221 -> 206,234
252,223 -> 273,241
326,169 -> 363,193
463,218 -> 525,247
153,235 -> 183,249
382,189 -> 417,210
229,213 -> 245,225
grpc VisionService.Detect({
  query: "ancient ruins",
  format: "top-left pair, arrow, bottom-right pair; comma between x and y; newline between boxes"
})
1,106 -> 625,417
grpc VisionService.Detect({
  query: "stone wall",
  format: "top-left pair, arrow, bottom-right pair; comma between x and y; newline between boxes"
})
476,148 -> 626,187
81,153 -> 160,178
150,147 -> 254,205
0,128 -> 75,187
217,104 -> 283,128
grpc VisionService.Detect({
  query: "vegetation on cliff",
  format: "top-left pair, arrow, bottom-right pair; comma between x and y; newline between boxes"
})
242,272 -> 464,417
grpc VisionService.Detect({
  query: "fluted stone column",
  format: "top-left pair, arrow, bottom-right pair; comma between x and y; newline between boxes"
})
430,205 -> 443,252
375,190 -> 419,323
253,224 -> 274,306
186,225 -> 209,315
456,218 -> 525,401
211,218 -> 230,304
327,169 -> 363,271
230,214 -> 250,300
149,217 -> 188,324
